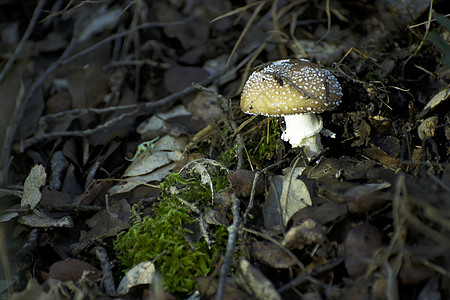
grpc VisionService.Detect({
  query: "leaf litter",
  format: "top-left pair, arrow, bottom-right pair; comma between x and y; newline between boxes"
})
0,0 -> 449,299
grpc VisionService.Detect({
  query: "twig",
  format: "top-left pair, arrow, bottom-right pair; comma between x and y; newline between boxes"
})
242,158 -> 289,224
22,109 -> 136,148
0,1 -> 46,83
244,227 -> 305,270
21,74 -> 218,148
61,18 -> 193,66
192,83 -> 245,169
216,192 -> 241,300
92,246 -> 116,296
2,9 -> 82,183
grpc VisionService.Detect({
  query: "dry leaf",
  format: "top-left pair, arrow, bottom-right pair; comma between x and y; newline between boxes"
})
250,241 -> 297,268
344,223 -> 383,278
282,219 -> 327,250
264,174 -> 312,231
17,213 -> 73,228
236,258 -> 281,300
117,261 -> 156,295
21,164 -> 46,210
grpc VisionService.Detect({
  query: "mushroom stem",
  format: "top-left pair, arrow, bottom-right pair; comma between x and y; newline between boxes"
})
281,114 -> 323,158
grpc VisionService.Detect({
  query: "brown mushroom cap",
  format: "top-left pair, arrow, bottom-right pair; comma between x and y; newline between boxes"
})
240,59 -> 343,116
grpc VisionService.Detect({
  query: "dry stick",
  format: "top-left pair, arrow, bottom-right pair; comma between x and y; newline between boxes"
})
216,192 -> 241,300
244,227 -> 305,271
22,74 -> 218,148
226,1 -> 265,66
0,0 -> 46,83
242,158 -> 289,224
192,83 -> 245,169
61,18 -> 193,66
2,14 -> 82,182
39,105 -> 137,124
92,246 -> 116,296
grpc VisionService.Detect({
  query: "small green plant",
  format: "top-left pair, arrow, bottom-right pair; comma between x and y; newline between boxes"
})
218,144 -> 239,168
252,117 -> 281,161
114,172 -> 228,295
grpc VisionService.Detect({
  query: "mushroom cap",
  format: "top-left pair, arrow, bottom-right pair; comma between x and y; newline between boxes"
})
240,59 -> 343,116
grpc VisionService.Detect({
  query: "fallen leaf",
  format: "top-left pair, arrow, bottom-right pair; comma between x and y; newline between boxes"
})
196,276 -> 250,299
419,88 -> 450,118
48,259 -> 99,282
250,241 -> 297,268
417,116 -> 438,140
236,258 -> 281,300
264,174 -> 312,230
344,223 -> 383,278
164,66 -> 210,94
117,261 -> 156,295
21,164 -> 46,210
282,219 -> 327,250
17,213 -> 73,228
227,169 -> 265,198
136,105 -> 192,140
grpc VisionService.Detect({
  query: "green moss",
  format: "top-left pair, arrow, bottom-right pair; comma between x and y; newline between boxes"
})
114,172 -> 229,295
218,117 -> 282,168
254,118 -> 281,161
218,144 -> 238,168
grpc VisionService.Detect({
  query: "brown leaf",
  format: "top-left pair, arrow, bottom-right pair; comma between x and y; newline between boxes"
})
250,241 -> 296,268
196,276 -> 250,300
48,259 -> 99,282
264,175 -> 311,230
344,223 -> 383,278
21,165 -> 46,210
227,169 -> 265,198
236,258 -> 282,300
67,63 -> 108,128
282,219 -> 327,250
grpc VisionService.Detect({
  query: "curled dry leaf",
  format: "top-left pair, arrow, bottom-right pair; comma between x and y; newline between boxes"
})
282,219 -> 327,250
250,241 -> 297,269
21,164 -> 46,210
419,88 -> 450,118
196,276 -> 250,299
79,7 -> 122,42
417,116 -> 438,140
236,258 -> 282,300
137,105 -> 192,139
117,261 -> 156,295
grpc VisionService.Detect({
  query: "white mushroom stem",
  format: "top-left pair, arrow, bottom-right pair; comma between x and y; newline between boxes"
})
281,114 -> 323,159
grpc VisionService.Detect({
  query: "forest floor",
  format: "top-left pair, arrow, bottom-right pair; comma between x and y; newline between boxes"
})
0,1 -> 450,299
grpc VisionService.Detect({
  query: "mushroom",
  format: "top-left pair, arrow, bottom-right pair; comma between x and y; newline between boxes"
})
240,58 -> 343,159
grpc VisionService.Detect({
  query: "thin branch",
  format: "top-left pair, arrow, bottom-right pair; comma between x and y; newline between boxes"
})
192,83 -> 245,169
0,0 -> 46,83
22,74 -> 218,148
216,192 -> 241,300
244,227 -> 306,271
243,158 -> 289,224
92,246 -> 116,296
61,18 -> 193,66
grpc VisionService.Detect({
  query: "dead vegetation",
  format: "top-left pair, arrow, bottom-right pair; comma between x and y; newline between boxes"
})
0,0 -> 449,299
